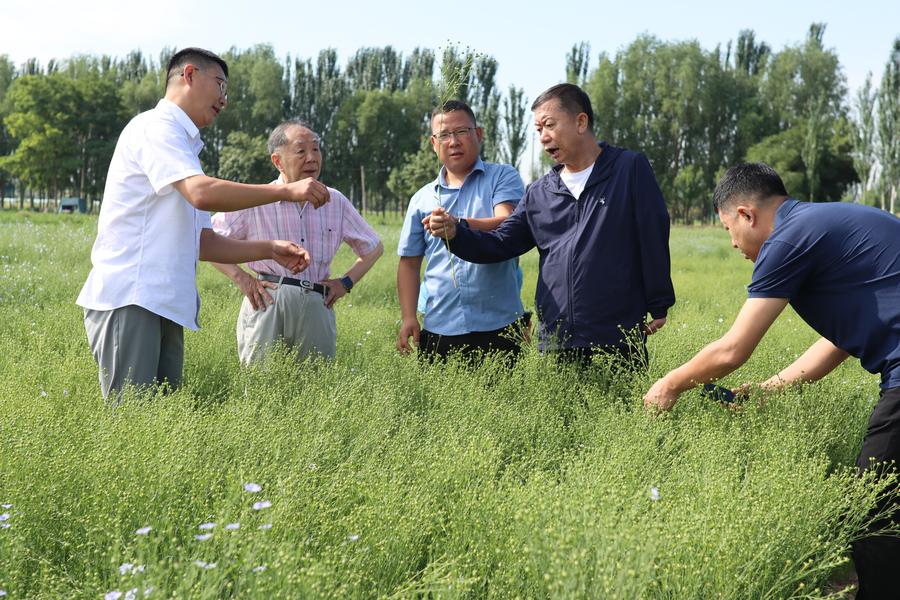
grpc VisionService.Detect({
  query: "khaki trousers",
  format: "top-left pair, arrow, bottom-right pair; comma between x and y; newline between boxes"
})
237,284 -> 336,365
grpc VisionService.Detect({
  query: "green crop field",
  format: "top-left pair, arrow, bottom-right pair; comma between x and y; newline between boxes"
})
0,211 -> 888,598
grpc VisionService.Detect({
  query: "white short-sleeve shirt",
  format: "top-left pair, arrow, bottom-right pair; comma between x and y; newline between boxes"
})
77,99 -> 211,330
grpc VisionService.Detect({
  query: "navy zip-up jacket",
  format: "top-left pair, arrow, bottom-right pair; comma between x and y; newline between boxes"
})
449,142 -> 675,349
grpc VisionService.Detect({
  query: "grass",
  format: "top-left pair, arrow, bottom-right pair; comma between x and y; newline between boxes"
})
0,210 -> 889,598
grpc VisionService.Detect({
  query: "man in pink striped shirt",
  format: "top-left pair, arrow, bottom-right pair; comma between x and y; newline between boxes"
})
211,120 -> 383,363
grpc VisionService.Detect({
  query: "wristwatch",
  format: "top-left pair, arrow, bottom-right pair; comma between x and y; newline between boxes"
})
340,275 -> 354,293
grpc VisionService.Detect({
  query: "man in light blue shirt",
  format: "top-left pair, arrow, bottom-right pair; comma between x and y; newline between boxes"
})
396,100 -> 526,359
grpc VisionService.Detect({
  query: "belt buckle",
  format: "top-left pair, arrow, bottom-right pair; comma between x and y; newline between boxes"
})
298,279 -> 313,292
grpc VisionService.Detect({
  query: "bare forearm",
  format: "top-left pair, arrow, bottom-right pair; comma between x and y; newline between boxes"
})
199,230 -> 272,264
397,258 -> 422,321
343,242 -> 384,284
466,215 -> 507,231
662,338 -> 750,394
176,175 -> 293,212
761,337 -> 849,390
211,261 -> 249,283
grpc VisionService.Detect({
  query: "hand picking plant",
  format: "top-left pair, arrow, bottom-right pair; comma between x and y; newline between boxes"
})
432,44 -> 476,288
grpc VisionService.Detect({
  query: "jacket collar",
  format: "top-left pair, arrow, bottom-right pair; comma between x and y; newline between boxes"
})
546,141 -> 619,195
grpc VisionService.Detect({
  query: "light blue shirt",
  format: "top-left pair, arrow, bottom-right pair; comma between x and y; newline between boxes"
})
398,159 -> 525,336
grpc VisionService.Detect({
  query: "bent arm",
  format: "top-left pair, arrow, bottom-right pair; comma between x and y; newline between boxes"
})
760,337 -> 849,391
449,200 -> 535,263
644,297 -> 789,410
465,201 -> 516,231
342,241 -> 384,285
174,175 -> 328,212
199,228 -> 275,263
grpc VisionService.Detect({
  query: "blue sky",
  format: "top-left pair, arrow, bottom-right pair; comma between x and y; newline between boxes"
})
4,0 -> 897,103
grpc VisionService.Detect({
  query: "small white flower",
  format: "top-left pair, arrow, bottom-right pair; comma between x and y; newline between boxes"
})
193,560 -> 217,570
243,483 -> 262,493
348,534 -> 359,542
0,513 -> 9,521
225,523 -> 240,530
0,523 -> 10,530
143,586 -> 155,596
717,317 -> 724,323
365,330 -> 372,335
39,390 -> 47,397
63,388 -> 69,396
0,504 -> 10,509
258,523 -> 272,530
119,562 -> 135,575
124,588 -> 138,600
104,592 -> 122,600
135,526 -> 152,535
252,500 -> 271,511
309,463 -> 318,471
649,487 -> 660,501
252,564 -> 267,573
198,522 -> 216,530
195,533 -> 213,541
0,591 -> 6,597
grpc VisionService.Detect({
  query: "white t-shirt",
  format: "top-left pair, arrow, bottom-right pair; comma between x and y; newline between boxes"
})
77,99 -> 211,330
559,164 -> 594,200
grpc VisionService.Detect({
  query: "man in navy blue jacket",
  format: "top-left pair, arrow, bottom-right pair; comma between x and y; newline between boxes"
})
644,162 -> 900,597
425,83 -> 675,366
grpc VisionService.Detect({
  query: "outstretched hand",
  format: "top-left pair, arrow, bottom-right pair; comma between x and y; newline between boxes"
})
270,241 -> 310,273
286,177 -> 330,208
643,377 -> 680,413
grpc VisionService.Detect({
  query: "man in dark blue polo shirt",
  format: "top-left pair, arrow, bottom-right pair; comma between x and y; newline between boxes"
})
424,83 -> 675,367
644,163 -> 900,597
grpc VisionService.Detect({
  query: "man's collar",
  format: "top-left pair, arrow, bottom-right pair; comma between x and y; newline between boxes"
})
551,141 -> 608,175
156,98 -> 201,139
437,157 -> 485,188
773,197 -> 798,228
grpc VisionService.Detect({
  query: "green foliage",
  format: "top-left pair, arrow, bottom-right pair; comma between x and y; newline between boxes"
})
581,24 -> 859,219
0,214 -> 891,598
218,132 -> 274,184
387,136 -> 440,206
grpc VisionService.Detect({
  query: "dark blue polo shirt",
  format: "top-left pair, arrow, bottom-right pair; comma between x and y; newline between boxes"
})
748,199 -> 900,389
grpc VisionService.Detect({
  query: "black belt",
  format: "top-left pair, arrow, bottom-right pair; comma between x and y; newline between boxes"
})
257,273 -> 327,296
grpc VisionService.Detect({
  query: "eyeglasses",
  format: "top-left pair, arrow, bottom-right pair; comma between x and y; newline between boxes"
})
432,127 -> 475,142
181,68 -> 228,99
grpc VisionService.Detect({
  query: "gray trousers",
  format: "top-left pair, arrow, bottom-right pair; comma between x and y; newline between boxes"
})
237,284 -> 336,365
84,305 -> 184,402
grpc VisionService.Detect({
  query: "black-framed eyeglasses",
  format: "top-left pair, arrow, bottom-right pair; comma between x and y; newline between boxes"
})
432,127 -> 475,142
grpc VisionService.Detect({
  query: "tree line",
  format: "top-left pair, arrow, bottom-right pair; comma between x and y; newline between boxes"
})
0,25 -> 898,218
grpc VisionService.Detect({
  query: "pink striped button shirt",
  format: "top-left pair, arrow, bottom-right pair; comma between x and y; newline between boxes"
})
211,179 -> 380,283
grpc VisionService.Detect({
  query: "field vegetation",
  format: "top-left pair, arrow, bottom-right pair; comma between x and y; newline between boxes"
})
0,212 -> 888,598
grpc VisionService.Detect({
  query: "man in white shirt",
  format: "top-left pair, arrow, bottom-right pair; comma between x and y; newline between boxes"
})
77,47 -> 330,401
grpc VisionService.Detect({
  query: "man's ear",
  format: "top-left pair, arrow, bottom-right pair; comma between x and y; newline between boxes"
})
271,153 -> 283,173
736,205 -> 756,225
576,112 -> 589,133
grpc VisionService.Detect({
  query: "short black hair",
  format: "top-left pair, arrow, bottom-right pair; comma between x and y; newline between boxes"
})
713,163 -> 789,213
431,100 -> 477,129
531,83 -> 594,129
166,47 -> 228,88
